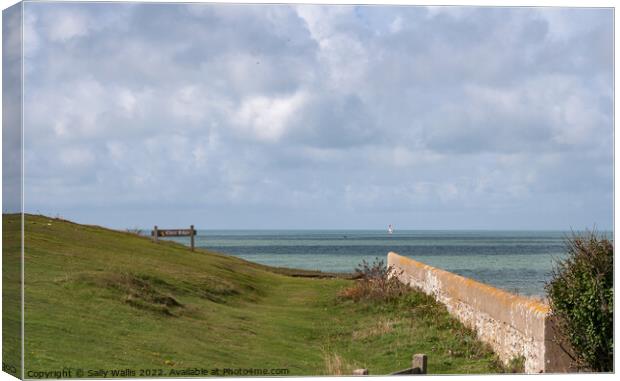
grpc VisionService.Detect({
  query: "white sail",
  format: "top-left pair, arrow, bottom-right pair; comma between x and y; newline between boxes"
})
388,224 -> 394,234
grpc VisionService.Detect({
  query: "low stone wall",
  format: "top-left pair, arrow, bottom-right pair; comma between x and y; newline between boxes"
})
387,252 -> 572,373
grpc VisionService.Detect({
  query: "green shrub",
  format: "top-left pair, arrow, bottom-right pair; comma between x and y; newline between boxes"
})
545,230 -> 613,372
338,257 -> 407,301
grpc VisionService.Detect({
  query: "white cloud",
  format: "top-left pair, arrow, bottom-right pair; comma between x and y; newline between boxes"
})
48,9 -> 90,42
170,85 -> 210,123
425,6 -> 473,19
27,78 -> 106,138
117,88 -> 137,114
235,91 -> 308,142
23,11 -> 40,58
59,147 -> 95,168
389,16 -> 403,34
536,8 -> 605,42
295,5 -> 351,42
296,5 -> 369,92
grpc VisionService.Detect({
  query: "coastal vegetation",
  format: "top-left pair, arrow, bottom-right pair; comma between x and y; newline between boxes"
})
6,214 -> 506,375
545,230 -> 613,372
338,258 -> 408,301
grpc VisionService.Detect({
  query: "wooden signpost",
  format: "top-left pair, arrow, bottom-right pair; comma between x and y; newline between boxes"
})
152,225 -> 196,251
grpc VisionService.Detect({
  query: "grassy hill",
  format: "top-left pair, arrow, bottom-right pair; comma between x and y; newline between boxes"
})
3,214 -> 505,376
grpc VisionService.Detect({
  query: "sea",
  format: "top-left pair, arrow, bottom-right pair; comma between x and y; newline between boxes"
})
164,230 -> 610,297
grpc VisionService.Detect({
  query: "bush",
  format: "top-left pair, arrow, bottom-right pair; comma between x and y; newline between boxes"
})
545,230 -> 613,372
338,257 -> 407,301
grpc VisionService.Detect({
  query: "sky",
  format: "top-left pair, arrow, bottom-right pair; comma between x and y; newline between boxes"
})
9,2 -> 614,230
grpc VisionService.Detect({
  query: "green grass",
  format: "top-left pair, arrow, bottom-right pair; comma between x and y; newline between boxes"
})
3,214 -> 505,376
2,214 -> 22,378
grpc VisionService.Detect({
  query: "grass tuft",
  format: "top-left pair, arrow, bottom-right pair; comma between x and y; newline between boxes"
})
88,272 -> 184,316
505,356 -> 526,373
352,317 -> 397,341
322,352 -> 356,375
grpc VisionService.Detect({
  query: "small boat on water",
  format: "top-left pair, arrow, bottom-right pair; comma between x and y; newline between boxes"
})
388,224 -> 394,235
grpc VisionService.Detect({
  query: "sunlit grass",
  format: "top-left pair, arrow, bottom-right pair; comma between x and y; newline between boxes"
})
5,214 -> 506,375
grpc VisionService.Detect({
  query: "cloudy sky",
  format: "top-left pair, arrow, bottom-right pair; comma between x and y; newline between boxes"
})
18,2 -> 613,230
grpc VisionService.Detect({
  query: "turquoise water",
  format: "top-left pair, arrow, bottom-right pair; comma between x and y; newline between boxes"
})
165,230 -> 609,297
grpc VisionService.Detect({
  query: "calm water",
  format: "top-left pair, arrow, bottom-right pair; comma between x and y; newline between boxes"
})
165,230 -> 608,297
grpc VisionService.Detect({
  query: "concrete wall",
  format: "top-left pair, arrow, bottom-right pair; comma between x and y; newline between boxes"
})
387,252 -> 572,374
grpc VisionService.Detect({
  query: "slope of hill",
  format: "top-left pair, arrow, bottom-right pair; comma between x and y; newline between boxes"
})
3,214 -> 505,375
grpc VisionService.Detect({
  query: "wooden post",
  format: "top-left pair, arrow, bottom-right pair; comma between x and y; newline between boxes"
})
153,225 -> 158,242
190,225 -> 195,251
412,354 -> 427,374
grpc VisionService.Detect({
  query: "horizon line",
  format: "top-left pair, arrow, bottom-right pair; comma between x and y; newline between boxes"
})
8,213 -> 612,232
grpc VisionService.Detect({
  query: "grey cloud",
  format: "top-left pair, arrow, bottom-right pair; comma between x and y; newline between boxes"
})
287,94 -> 380,148
20,3 -> 613,229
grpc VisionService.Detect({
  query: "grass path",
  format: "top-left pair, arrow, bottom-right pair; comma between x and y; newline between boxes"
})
2,214 -> 504,376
